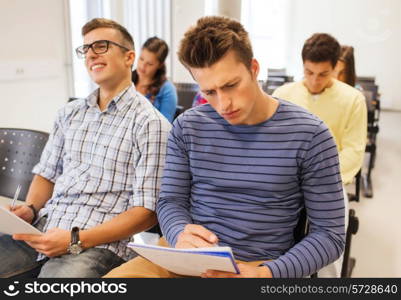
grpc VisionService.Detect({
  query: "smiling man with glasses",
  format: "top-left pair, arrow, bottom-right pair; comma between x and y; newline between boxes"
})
0,18 -> 171,278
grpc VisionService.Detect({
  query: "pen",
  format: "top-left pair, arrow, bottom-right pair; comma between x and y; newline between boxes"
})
10,185 -> 21,211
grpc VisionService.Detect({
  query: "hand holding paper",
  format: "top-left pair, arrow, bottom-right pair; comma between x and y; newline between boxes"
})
176,224 -> 219,248
0,206 -> 42,235
201,263 -> 273,278
128,243 -> 239,277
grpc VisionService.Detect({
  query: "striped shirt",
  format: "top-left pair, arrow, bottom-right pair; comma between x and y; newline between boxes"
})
157,99 -> 345,278
33,84 -> 171,261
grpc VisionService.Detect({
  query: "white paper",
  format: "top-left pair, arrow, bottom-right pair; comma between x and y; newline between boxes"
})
128,242 -> 239,277
0,206 -> 42,235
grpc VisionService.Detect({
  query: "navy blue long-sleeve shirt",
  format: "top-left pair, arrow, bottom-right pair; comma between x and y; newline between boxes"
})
156,99 -> 345,278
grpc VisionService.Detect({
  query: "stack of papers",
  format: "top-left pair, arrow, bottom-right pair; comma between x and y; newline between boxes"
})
128,242 -> 239,277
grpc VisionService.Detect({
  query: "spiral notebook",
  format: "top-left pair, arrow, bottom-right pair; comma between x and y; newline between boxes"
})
128,242 -> 239,277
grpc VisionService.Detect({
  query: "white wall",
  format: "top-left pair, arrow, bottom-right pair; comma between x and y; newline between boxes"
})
285,0 -> 401,110
0,0 -> 72,132
171,0 -> 206,83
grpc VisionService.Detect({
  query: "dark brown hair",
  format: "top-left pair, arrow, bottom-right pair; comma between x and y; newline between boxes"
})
132,37 -> 169,99
338,45 -> 356,87
302,33 -> 340,68
178,16 -> 253,70
82,18 -> 135,50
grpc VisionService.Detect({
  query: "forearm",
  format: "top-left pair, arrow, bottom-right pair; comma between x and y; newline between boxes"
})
263,227 -> 345,278
156,197 -> 193,247
79,206 -> 157,249
25,175 -> 54,211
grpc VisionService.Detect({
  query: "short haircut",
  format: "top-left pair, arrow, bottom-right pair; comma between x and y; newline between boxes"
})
302,33 -> 340,68
178,16 -> 253,70
82,18 -> 135,50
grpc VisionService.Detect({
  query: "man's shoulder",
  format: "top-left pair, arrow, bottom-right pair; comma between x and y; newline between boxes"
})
333,80 -> 365,101
134,92 -> 172,129
55,98 -> 87,120
276,99 -> 323,127
273,81 -> 303,96
176,104 -> 217,123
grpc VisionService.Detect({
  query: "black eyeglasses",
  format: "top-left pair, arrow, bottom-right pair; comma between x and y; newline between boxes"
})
75,40 -> 131,59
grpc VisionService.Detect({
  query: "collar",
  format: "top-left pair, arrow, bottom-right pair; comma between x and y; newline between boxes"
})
85,83 -> 136,112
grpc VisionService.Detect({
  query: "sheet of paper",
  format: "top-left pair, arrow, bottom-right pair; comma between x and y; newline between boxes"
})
128,242 -> 239,277
0,206 -> 42,235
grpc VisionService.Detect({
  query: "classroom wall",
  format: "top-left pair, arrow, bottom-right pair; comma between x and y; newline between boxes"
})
0,0 -> 72,132
170,0 -> 205,83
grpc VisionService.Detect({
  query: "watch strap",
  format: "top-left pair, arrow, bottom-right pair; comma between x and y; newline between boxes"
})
71,227 -> 80,244
27,204 -> 37,224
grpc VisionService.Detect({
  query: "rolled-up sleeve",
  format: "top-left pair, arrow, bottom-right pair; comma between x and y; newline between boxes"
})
32,109 -> 66,183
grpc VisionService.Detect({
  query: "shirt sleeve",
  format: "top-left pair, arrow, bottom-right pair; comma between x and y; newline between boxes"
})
156,116 -> 193,246
157,81 -> 178,123
338,93 -> 367,184
132,117 -> 171,211
32,108 -> 66,183
263,122 -> 346,278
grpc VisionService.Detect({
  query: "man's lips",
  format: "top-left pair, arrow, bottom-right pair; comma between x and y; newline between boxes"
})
222,109 -> 240,119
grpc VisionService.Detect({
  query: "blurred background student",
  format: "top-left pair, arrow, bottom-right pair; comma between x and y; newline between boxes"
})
333,45 -> 361,90
132,37 -> 177,122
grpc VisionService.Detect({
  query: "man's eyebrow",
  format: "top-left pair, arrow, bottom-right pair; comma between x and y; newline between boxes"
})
201,78 -> 240,93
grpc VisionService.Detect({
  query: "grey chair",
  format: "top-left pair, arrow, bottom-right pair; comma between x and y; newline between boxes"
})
0,128 -> 49,201
174,82 -> 199,111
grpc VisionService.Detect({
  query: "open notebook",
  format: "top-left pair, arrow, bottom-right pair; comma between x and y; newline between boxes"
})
0,206 -> 42,235
128,242 -> 239,277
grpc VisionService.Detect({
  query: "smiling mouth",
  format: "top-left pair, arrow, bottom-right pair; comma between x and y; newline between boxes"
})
90,64 -> 106,71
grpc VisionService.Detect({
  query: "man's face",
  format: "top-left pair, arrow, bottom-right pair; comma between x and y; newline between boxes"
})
303,60 -> 335,94
83,27 -> 134,88
190,51 -> 260,125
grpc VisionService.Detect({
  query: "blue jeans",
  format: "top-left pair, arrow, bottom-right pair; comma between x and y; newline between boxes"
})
0,217 -> 125,278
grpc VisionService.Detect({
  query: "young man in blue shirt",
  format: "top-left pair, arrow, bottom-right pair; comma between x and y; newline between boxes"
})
106,16 -> 345,278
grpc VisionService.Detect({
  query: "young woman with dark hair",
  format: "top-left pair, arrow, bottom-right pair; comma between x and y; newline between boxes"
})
132,37 -> 177,122
333,45 -> 356,87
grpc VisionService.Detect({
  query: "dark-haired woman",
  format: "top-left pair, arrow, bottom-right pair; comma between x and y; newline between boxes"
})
333,45 -> 356,87
133,37 -> 177,122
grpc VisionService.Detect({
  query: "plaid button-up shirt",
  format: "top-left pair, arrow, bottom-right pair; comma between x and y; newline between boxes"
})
33,84 -> 171,261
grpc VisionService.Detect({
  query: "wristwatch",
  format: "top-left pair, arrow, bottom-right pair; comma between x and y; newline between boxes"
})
68,227 -> 83,255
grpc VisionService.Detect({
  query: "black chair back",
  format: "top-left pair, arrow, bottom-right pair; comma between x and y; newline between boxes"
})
174,105 -> 184,120
0,128 -> 49,200
174,83 -> 199,111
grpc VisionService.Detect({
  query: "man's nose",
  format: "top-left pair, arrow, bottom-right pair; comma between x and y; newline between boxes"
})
218,92 -> 232,112
312,75 -> 320,84
86,47 -> 99,60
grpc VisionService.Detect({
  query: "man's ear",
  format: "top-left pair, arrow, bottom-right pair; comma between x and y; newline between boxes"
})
250,58 -> 260,80
126,50 -> 135,67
